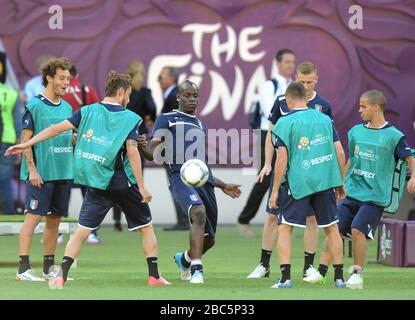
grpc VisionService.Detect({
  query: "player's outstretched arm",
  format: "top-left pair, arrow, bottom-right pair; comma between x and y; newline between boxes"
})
138,137 -> 162,161
126,139 -> 152,203
257,122 -> 275,183
268,146 -> 287,209
212,176 -> 241,199
334,141 -> 346,200
405,156 -> 415,194
5,120 -> 75,156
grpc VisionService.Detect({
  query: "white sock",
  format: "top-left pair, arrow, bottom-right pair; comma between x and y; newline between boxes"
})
191,259 -> 202,266
184,251 -> 191,263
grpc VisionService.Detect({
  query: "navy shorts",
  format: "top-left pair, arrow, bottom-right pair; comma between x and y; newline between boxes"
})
277,186 -> 337,227
24,180 -> 70,217
336,197 -> 384,240
78,185 -> 152,231
169,174 -> 218,237
266,176 -> 315,217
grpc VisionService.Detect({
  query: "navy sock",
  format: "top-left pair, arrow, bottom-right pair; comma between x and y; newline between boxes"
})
146,257 -> 160,279
43,255 -> 55,274
280,264 -> 291,282
18,255 -> 30,274
260,249 -> 272,268
61,256 -> 74,282
318,264 -> 329,277
333,264 -> 344,281
303,251 -> 315,274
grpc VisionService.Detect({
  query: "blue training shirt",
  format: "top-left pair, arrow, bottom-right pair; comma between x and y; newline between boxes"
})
152,110 -> 213,182
268,91 -> 339,141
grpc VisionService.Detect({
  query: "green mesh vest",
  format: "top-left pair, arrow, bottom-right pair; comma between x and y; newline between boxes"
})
346,123 -> 405,211
74,103 -> 141,189
272,108 -> 342,199
20,96 -> 73,181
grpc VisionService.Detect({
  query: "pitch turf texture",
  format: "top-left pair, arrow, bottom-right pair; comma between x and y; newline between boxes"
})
0,226 -> 414,300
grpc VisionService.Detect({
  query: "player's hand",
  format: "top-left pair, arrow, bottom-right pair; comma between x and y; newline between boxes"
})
407,178 -> 415,194
335,185 -> 346,200
268,190 -> 279,209
137,134 -> 148,147
256,164 -> 272,183
5,143 -> 28,156
139,186 -> 152,203
29,169 -> 43,189
72,132 -> 78,146
222,184 -> 241,198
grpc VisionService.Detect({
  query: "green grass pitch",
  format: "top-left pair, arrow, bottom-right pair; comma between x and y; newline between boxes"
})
0,226 -> 414,300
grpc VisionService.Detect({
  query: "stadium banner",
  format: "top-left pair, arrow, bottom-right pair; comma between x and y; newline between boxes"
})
1,1 -> 414,166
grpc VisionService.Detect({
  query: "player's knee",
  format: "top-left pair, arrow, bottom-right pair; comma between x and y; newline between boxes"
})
45,215 -> 61,229
189,205 -> 206,225
306,215 -> 317,228
351,228 -> 365,239
139,224 -> 154,233
278,223 -> 292,235
266,214 -> 277,225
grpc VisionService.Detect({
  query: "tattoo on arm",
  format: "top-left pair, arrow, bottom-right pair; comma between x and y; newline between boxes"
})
21,129 -> 36,170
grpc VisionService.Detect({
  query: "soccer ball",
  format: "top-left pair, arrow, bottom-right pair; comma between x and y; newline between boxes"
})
180,159 -> 209,188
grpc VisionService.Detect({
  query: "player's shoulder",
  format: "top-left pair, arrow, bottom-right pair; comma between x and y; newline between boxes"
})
313,93 -> 331,107
60,97 -> 75,110
276,94 -> 286,103
270,94 -> 286,112
385,124 -> 405,137
348,122 -> 365,134
26,94 -> 47,109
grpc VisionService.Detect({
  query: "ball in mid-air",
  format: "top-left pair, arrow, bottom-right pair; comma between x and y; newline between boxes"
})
180,159 -> 209,188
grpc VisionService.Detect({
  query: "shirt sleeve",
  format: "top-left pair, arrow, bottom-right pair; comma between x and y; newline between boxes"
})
268,98 -> 282,125
67,109 -> 82,128
274,135 -> 286,148
152,115 -> 168,141
127,123 -> 140,140
332,122 -> 340,142
22,109 -> 34,131
395,137 -> 413,159
12,98 -> 22,137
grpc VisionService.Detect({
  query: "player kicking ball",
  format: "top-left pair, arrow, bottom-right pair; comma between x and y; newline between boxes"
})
6,71 -> 170,288
139,80 -> 241,284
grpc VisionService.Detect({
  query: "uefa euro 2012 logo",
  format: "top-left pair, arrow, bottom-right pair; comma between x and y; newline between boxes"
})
81,129 -> 94,142
354,145 -> 360,155
297,136 -> 310,151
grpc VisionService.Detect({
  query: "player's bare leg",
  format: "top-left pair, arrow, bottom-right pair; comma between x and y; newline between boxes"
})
16,213 -> 43,281
186,205 -> 206,283
351,228 -> 366,267
262,214 -> 278,251
324,224 -> 345,287
42,214 -> 61,277
49,225 -> 90,287
247,214 -> 277,278
202,235 -> 215,254
139,224 -> 170,285
271,224 -> 293,288
303,215 -> 319,277
343,228 -> 366,289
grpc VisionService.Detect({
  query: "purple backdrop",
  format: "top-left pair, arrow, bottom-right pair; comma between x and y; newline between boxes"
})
1,0 -> 415,153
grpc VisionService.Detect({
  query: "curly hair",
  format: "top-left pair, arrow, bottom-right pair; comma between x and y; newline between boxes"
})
41,57 -> 72,87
